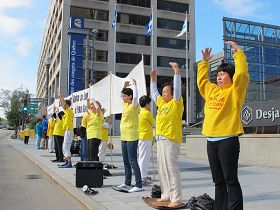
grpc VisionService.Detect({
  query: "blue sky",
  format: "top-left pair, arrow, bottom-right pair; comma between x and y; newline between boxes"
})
0,0 -> 279,101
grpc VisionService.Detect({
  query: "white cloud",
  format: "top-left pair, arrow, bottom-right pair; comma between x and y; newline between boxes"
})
0,13 -> 25,36
0,0 -> 32,10
213,0 -> 267,17
16,38 -> 32,57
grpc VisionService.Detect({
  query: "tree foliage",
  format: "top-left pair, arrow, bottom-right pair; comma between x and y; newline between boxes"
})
0,87 -> 29,127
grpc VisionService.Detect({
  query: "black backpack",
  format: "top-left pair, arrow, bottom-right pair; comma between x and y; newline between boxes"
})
186,193 -> 215,210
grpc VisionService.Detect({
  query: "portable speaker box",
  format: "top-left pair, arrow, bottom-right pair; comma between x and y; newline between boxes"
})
76,161 -> 103,188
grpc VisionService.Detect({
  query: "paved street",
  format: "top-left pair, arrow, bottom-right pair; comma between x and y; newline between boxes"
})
1,129 -> 280,209
0,130 -> 83,210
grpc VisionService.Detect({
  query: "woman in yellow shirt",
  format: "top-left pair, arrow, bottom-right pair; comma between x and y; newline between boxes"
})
86,98 -> 103,161
197,41 -> 249,210
52,111 -> 65,163
150,62 -> 184,208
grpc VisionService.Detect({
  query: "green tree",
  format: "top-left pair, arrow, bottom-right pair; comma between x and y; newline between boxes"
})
0,87 -> 30,137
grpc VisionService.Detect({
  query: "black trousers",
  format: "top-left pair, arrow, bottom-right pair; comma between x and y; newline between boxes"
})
54,135 -> 64,161
24,136 -> 29,144
207,136 -> 243,210
88,138 -> 101,161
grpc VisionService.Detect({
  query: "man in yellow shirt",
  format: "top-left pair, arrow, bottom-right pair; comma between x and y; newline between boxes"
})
23,126 -> 31,144
197,41 -> 249,210
117,79 -> 143,193
58,92 -> 74,168
138,95 -> 154,185
150,62 -> 184,208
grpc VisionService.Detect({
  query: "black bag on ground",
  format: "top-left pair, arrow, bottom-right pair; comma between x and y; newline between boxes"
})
70,140 -> 80,155
151,184 -> 161,198
186,193 -> 215,210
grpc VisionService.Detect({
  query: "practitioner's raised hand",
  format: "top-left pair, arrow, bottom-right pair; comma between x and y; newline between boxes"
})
130,78 -> 136,85
225,41 -> 241,53
124,81 -> 130,88
169,62 -> 180,75
201,48 -> 213,62
150,69 -> 157,82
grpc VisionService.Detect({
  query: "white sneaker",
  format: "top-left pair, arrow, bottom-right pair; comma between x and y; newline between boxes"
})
117,183 -> 130,189
128,187 -> 144,193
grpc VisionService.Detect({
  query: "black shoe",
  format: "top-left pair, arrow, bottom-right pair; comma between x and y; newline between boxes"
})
51,159 -> 58,162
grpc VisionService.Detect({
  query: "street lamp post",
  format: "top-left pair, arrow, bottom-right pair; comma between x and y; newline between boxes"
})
45,56 -> 51,114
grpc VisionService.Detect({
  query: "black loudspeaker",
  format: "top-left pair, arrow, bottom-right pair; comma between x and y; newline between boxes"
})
76,161 -> 103,188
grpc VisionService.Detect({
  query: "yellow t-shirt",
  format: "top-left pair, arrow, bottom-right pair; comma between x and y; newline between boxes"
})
197,50 -> 249,137
87,112 -> 104,140
120,102 -> 140,141
24,128 -> 31,136
156,96 -> 184,143
63,107 -> 74,131
102,127 -> 109,142
53,118 -> 64,136
81,112 -> 90,128
138,108 -> 154,141
47,118 -> 55,136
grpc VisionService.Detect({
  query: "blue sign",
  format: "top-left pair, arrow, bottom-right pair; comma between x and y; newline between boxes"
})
68,17 -> 85,95
70,16 -> 84,29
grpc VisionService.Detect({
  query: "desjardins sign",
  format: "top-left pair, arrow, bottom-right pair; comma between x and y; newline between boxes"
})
241,99 -> 280,127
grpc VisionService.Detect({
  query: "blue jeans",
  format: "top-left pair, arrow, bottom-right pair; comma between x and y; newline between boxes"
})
121,140 -> 142,188
80,136 -> 88,161
36,134 -> 41,149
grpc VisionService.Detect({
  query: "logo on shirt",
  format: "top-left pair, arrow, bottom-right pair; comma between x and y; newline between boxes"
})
241,106 -> 252,125
208,97 -> 225,110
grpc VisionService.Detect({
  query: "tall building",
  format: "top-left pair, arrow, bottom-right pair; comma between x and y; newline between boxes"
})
37,0 -> 196,125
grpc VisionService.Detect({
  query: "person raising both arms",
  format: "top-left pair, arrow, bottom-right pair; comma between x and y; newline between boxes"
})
150,62 -> 184,208
197,41 -> 249,210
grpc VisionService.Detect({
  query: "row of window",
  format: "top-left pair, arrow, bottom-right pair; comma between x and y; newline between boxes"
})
70,7 -> 189,32
96,30 -> 189,50
92,51 -> 186,68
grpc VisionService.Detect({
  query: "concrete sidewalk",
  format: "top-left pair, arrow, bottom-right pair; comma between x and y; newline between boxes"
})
10,136 -> 280,210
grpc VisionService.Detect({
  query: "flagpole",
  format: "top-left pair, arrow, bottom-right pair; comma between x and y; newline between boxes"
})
112,1 -> 117,141
109,72 -> 113,167
150,6 -> 156,182
113,1 -> 117,75
185,11 -> 189,126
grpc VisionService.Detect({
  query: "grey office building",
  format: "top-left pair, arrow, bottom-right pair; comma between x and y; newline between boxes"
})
36,0 -> 196,125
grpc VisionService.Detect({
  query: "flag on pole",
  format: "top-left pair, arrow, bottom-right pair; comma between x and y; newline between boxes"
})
112,3 -> 118,29
145,14 -> 153,38
176,13 -> 188,37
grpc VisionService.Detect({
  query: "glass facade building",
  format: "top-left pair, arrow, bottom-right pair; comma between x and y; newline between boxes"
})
223,17 -> 280,101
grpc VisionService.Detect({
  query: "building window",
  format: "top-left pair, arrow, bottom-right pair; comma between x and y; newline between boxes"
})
157,0 -> 189,14
94,50 -> 108,62
116,52 -> 150,65
117,32 -> 150,46
157,56 -> 186,68
119,13 -> 149,26
70,6 -> 108,21
158,18 -> 186,31
117,0 -> 150,8
96,30 -> 108,41
157,37 -> 187,50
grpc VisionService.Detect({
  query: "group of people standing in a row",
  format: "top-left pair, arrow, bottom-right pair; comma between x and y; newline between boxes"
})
116,41 -> 248,210
31,41 -> 247,210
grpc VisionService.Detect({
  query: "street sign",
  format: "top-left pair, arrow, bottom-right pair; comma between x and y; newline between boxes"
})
28,103 -> 39,109
29,98 -> 44,103
28,109 -> 38,114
